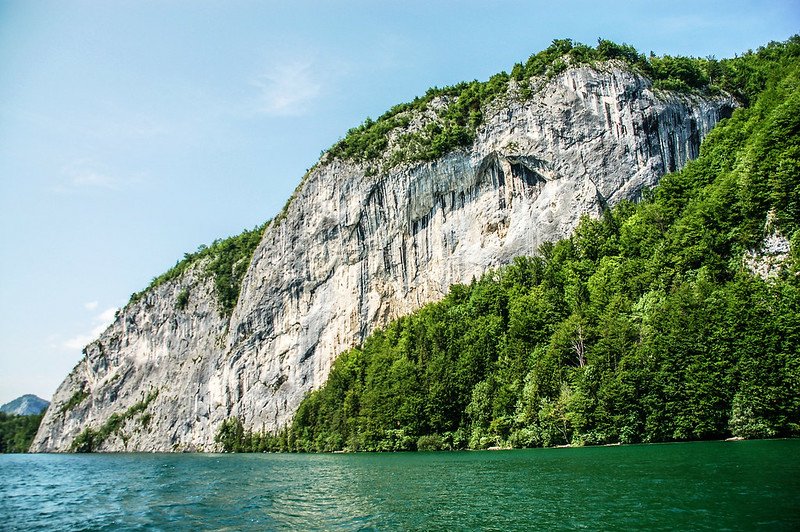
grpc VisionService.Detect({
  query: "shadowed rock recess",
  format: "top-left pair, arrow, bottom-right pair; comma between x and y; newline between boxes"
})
32,63 -> 733,452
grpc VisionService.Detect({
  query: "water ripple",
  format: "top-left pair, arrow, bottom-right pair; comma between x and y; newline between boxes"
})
1,441 -> 799,530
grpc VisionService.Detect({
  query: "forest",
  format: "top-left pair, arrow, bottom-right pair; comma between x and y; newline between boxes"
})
212,37 -> 800,452
0,412 -> 46,453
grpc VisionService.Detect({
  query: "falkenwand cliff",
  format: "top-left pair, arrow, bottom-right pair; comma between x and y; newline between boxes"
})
32,61 -> 734,452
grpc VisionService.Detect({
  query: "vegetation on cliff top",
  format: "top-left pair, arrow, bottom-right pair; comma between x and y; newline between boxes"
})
216,36 -> 800,452
327,37 -> 755,170
128,223 -> 266,316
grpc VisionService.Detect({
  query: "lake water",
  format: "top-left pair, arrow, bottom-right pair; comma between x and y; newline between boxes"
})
1,440 -> 798,530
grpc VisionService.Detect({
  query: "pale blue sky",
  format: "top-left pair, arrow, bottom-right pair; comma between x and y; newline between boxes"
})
1,0 -> 797,404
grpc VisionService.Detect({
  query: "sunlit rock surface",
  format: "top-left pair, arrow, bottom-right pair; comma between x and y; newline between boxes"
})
32,64 -> 734,452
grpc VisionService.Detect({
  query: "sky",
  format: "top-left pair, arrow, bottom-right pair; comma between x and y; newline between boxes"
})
1,0 -> 798,404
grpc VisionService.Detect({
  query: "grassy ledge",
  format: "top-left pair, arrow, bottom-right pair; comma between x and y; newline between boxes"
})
70,389 -> 160,453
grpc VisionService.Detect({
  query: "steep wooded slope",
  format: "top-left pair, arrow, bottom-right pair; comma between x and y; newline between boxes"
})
32,42 -> 737,452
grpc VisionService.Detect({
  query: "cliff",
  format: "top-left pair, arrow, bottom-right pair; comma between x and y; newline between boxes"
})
31,61 -> 733,452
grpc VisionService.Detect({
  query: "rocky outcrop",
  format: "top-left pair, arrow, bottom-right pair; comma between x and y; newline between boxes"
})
32,265 -> 228,451
743,211 -> 792,280
32,63 -> 734,452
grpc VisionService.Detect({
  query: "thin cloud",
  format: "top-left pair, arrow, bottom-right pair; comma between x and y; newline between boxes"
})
63,306 -> 118,351
63,332 -> 99,351
51,159 -> 143,193
96,307 -> 117,323
70,169 -> 117,189
252,60 -> 322,116
658,14 -> 718,33
84,301 -> 99,311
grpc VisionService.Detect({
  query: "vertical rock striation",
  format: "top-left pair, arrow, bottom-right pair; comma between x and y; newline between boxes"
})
32,64 -> 734,452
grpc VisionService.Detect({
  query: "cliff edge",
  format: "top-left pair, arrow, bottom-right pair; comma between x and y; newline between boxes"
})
32,61 -> 733,452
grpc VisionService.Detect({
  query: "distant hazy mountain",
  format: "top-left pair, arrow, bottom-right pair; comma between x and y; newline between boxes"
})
1,394 -> 49,416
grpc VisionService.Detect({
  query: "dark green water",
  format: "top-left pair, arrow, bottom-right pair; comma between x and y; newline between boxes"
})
1,440 -> 798,530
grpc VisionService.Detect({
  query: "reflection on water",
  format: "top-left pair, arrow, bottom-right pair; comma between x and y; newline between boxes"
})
1,440 -> 798,530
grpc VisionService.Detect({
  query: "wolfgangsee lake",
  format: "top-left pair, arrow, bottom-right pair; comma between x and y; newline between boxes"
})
1,439 -> 798,530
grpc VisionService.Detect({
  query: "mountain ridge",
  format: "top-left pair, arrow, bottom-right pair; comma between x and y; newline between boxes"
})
274,37 -> 799,452
32,40 -> 747,452
1,394 -> 49,416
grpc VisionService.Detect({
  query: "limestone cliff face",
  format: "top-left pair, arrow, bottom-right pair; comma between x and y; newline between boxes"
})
32,266 -> 229,452
32,64 -> 734,452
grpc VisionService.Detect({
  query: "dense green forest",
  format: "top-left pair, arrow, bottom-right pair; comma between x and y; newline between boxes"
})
0,412 -> 45,453
215,37 -> 800,452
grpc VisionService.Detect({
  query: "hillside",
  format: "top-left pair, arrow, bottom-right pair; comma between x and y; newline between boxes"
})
32,38 -> 768,452
222,37 -> 800,452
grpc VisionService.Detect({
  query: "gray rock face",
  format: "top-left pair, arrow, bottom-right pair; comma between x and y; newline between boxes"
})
743,211 -> 792,280
32,266 -> 229,452
31,64 -> 734,452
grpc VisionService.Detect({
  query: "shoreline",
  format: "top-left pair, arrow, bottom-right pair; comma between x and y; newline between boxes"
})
11,436 -> 796,455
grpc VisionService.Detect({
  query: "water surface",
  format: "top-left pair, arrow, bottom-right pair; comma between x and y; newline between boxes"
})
1,440 -> 798,530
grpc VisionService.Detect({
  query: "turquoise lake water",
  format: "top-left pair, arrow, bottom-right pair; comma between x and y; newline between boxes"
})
1,439 -> 798,530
